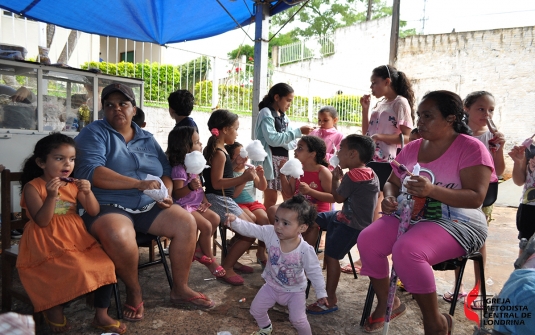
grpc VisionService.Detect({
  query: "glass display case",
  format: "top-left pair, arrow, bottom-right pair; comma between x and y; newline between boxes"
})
0,58 -> 143,132
0,58 -> 143,170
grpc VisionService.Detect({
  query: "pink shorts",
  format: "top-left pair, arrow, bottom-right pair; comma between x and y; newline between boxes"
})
238,201 -> 266,212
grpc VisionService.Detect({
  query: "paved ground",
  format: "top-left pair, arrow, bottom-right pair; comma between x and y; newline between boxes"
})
2,205 -> 522,334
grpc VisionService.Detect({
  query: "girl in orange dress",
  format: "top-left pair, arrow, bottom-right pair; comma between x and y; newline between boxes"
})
16,133 -> 125,334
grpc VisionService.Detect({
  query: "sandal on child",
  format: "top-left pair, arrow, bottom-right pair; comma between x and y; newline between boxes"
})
43,313 -> 71,333
91,319 -> 127,335
192,249 -> 214,265
442,291 -> 467,303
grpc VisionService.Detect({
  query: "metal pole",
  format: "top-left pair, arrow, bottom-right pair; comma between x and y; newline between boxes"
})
389,0 -> 400,66
251,0 -> 270,140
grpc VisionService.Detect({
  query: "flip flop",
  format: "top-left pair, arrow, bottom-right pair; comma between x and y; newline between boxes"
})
91,319 -> 127,335
217,274 -> 244,286
470,299 -> 485,311
233,264 -> 254,274
212,265 -> 226,278
257,258 -> 267,270
442,313 -> 455,335
193,254 -> 214,265
306,302 -> 339,315
443,291 -> 467,303
363,303 -> 407,333
171,293 -> 215,309
43,313 -> 71,333
340,263 -> 361,274
123,301 -> 144,322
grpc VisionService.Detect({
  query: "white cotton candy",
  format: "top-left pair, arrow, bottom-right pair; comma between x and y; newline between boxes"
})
143,174 -> 168,202
329,155 -> 340,167
522,137 -> 533,149
329,147 -> 339,167
246,140 -> 268,162
280,158 -> 304,179
184,151 -> 209,175
239,147 -> 248,158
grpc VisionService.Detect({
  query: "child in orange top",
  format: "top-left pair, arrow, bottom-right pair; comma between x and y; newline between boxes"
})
16,133 -> 124,334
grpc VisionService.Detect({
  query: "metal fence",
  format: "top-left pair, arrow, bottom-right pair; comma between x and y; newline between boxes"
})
1,13 -> 360,124
278,35 -> 335,66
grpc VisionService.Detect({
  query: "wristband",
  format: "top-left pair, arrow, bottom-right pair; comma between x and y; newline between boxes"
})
187,182 -> 195,191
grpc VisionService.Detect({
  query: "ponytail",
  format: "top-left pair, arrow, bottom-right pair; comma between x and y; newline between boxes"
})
373,65 -> 415,122
421,90 -> 472,136
258,83 -> 294,110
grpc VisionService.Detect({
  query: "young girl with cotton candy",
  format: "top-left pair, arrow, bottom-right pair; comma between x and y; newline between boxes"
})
203,109 -> 264,286
310,106 -> 344,171
226,140 -> 270,267
166,126 -> 225,278
281,136 -> 334,213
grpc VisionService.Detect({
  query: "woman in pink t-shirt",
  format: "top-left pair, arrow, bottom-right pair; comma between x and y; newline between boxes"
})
358,91 -> 493,334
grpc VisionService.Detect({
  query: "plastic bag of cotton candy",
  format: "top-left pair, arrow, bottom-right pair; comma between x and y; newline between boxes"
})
184,151 -> 210,175
280,158 -> 304,179
143,174 -> 168,202
329,147 -> 340,167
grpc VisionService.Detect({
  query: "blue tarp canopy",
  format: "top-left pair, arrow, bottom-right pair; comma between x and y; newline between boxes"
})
0,0 -> 293,45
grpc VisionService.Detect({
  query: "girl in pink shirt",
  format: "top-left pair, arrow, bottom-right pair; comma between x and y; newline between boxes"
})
310,106 -> 344,171
361,65 -> 415,162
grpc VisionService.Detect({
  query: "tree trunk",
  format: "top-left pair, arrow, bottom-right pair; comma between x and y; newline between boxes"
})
46,24 -> 55,48
57,30 -> 80,64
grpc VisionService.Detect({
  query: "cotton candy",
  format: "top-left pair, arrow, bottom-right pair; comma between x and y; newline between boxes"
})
184,151 -> 210,175
246,140 -> 268,161
280,158 -> 304,179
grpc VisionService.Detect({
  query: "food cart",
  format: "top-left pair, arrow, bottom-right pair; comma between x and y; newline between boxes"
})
0,58 -> 144,171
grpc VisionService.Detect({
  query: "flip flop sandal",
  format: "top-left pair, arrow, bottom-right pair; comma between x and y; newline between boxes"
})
306,302 -> 339,315
340,263 -> 361,274
91,319 -> 127,335
257,258 -> 267,270
233,264 -> 254,274
193,254 -> 214,265
362,303 -> 407,333
171,293 -> 215,309
212,265 -> 226,278
442,291 -> 467,303
123,301 -> 144,322
442,313 -> 455,335
43,313 -> 71,333
470,299 -> 485,310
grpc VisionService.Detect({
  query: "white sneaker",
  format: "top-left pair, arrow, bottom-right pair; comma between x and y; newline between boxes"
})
251,324 -> 272,335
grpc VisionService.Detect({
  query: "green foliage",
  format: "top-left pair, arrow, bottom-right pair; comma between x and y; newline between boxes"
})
227,45 -> 255,63
81,56 -> 210,102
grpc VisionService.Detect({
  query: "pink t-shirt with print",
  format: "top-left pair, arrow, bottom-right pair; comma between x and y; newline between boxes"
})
366,95 -> 413,162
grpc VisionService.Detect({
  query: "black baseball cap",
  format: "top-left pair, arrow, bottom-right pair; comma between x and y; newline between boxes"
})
101,83 -> 136,106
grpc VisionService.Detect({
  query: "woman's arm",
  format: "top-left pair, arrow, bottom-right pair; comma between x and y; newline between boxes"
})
92,166 -> 160,191
406,165 -> 492,208
210,150 -> 254,189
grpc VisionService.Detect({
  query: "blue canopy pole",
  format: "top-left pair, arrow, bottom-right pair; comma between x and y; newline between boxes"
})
251,0 -> 270,140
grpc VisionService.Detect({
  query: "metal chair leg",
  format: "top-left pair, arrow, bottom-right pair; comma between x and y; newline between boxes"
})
360,282 -> 375,327
450,257 -> 468,316
113,283 -> 122,319
156,236 -> 173,289
347,252 -> 358,279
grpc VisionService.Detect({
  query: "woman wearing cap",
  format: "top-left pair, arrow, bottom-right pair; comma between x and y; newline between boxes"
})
74,83 -> 214,321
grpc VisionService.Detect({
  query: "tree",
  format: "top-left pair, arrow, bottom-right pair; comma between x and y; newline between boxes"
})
271,0 -> 416,39
226,31 -> 299,61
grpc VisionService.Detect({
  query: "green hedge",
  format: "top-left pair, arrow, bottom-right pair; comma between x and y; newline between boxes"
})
82,56 -> 210,103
